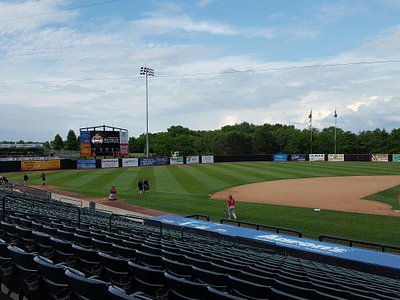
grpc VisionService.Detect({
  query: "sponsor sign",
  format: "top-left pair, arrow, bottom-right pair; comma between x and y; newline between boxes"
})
273,154 -> 288,162
393,154 -> 400,163
186,156 -> 199,164
119,131 -> 129,144
80,131 -> 91,144
328,154 -> 344,162
291,154 -> 306,161
309,154 -> 325,162
119,144 -> 129,156
0,143 -> 43,148
371,154 -> 389,162
101,159 -> 119,168
80,144 -> 91,157
122,158 -> 139,167
0,157 -> 49,162
139,157 -> 169,166
21,160 -> 60,171
170,156 -> 184,165
77,159 -> 96,169
201,155 -> 214,164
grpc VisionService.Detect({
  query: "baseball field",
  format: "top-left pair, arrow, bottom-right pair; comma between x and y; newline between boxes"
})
5,161 -> 400,246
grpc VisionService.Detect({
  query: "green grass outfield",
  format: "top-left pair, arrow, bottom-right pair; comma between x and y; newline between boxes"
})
5,161 -> 400,246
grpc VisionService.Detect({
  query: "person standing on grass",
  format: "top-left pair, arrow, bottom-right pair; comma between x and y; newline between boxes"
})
226,195 -> 237,221
138,178 -> 144,195
143,179 -> 150,193
40,172 -> 46,185
23,173 -> 29,185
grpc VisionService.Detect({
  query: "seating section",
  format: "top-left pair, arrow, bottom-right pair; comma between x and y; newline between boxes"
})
0,189 -> 400,299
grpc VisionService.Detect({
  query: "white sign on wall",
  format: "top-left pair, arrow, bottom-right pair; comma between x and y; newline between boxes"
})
186,156 -> 199,164
309,154 -> 325,162
101,158 -> 119,168
122,158 -> 139,167
201,155 -> 214,164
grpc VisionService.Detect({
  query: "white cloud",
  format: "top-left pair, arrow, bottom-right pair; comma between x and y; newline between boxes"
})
0,1 -> 400,141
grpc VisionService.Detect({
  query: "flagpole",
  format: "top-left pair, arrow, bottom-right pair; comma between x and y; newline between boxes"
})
310,120 -> 313,154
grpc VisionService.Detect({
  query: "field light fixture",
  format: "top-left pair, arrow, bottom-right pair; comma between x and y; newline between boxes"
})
139,67 -> 154,157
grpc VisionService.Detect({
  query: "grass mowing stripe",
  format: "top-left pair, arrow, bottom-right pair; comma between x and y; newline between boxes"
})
151,166 -> 186,194
193,164 -> 246,186
214,163 -> 271,182
186,165 -> 229,190
164,165 -> 210,194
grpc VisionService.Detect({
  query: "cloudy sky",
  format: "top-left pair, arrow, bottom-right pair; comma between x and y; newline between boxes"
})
1,0 -> 400,141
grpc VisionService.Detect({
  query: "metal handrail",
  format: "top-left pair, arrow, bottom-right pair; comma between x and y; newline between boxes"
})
220,219 -> 303,238
319,235 -> 400,253
185,214 -> 210,221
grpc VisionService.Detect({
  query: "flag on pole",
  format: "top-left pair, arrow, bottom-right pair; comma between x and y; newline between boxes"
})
308,110 -> 312,122
334,109 -> 337,118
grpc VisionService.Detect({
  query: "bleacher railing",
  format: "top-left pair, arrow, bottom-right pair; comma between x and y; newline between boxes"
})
1,193 -> 81,225
220,219 -> 303,238
185,214 -> 210,221
319,235 -> 400,253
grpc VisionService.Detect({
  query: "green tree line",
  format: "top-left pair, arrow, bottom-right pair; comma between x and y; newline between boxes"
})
6,124 -> 399,156
129,123 -> 400,156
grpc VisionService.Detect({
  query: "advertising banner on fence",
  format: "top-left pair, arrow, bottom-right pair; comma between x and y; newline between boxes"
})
201,155 -> 214,164
0,157 -> 49,162
328,154 -> 345,162
139,157 -> 169,166
122,158 -> 139,167
309,154 -> 325,162
291,154 -> 306,161
170,156 -> 184,165
393,154 -> 400,162
21,160 -> 61,171
371,154 -> 389,162
77,159 -> 96,169
186,156 -> 199,164
101,159 -> 119,168
273,154 -> 288,162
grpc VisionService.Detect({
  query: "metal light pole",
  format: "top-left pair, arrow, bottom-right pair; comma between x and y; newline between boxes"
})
334,109 -> 337,154
139,67 -> 154,157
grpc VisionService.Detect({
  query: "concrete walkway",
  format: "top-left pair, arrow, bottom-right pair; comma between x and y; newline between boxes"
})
51,193 -> 152,218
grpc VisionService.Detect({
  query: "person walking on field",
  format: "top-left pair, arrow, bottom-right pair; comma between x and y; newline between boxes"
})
226,195 -> 237,221
138,178 -> 144,195
23,173 -> 29,185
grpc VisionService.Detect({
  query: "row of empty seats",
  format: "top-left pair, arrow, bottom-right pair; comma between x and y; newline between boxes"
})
0,189 -> 400,299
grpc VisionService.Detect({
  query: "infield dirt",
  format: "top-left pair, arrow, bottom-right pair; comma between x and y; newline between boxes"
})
211,175 -> 400,216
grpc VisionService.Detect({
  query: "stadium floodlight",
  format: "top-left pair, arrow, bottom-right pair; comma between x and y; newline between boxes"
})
139,67 -> 154,157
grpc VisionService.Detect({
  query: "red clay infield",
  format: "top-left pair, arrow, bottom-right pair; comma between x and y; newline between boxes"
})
211,176 -> 400,216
